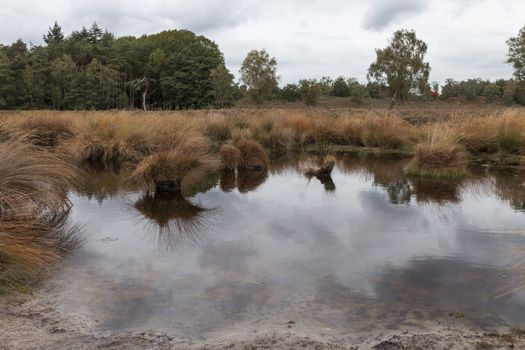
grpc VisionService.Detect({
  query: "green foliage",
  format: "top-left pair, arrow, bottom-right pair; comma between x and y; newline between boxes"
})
440,78 -> 511,104
350,83 -> 369,105
210,64 -> 234,108
280,83 -> 301,102
484,82 -> 501,103
318,76 -> 333,95
507,26 -> 525,81
240,49 -> 279,105
299,79 -> 322,106
43,21 -> 65,45
331,77 -> 350,97
366,81 -> 388,99
0,23 -> 225,110
368,29 -> 430,105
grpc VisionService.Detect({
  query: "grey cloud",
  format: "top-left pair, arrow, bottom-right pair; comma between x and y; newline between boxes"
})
67,0 -> 256,36
1,0 -> 523,84
363,0 -> 427,30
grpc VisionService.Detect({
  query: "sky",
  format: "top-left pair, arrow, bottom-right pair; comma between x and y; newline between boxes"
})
0,0 -> 524,85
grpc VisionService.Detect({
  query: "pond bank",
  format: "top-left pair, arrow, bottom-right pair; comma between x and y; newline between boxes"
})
2,292 -> 525,350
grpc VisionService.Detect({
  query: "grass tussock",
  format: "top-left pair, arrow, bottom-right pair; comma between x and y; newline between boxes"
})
204,114 -> 232,144
236,138 -> 270,171
458,109 -> 525,156
219,144 -> 240,170
497,110 -> 524,154
0,108 -> 524,171
0,214 -> 80,289
251,116 -> 295,156
305,155 -> 336,177
338,118 -> 364,145
66,115 -> 156,167
0,140 -> 77,216
15,114 -> 76,147
131,137 -> 219,193
361,113 -> 413,149
407,125 -> 468,178
0,139 -> 80,294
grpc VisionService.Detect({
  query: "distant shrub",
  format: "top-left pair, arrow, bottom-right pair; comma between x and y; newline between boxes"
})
280,84 -> 301,102
299,79 -> 322,106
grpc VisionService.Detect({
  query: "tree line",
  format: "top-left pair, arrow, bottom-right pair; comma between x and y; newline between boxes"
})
0,22 -> 228,110
1,23 -> 525,110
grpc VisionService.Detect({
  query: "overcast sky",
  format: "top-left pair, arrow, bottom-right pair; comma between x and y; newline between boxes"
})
1,0 -> 524,84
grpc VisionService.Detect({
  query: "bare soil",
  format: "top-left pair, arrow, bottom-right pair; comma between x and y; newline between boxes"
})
2,292 -> 524,350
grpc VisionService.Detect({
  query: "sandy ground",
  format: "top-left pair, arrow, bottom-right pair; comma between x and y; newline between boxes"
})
1,292 -> 524,350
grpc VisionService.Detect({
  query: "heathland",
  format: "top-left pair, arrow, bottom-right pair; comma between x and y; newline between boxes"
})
0,103 -> 525,349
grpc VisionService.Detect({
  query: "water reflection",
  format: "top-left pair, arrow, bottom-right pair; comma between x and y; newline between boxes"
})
412,178 -> 462,205
134,192 -> 214,251
75,168 -> 140,203
237,169 -> 269,193
219,170 -> 236,192
493,169 -> 525,211
217,168 -> 270,193
56,154 -> 525,338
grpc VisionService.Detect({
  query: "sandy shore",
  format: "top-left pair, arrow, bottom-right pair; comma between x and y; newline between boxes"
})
1,292 -> 524,350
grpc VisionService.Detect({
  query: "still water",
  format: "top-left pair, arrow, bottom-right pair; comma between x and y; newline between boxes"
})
47,156 -> 525,339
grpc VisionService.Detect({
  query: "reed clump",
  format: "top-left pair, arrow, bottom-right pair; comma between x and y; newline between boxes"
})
251,116 -> 295,156
219,144 -> 240,170
131,137 -> 219,194
3,112 -> 76,148
459,116 -> 499,154
236,138 -> 270,171
0,140 -> 76,216
337,117 -> 364,145
66,115 -> 156,167
204,115 -> 232,144
0,108 -> 524,170
0,140 -> 80,294
497,110 -> 524,154
361,113 -> 413,149
407,125 -> 468,178
305,155 -> 336,178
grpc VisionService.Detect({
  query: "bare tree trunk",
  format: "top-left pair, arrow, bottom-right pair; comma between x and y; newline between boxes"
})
389,89 -> 399,109
142,77 -> 148,111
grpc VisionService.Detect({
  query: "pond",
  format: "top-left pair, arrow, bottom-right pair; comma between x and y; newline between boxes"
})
46,155 -> 525,341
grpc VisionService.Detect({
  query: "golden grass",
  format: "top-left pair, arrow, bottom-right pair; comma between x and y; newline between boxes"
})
7,113 -> 76,147
0,140 -> 77,217
305,155 -> 336,178
251,116 -> 295,156
131,137 -> 219,193
236,138 -> 270,171
0,107 -> 524,172
0,139 -> 80,293
497,110 -> 524,154
407,124 -> 468,178
219,144 -> 240,170
360,113 -> 414,149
